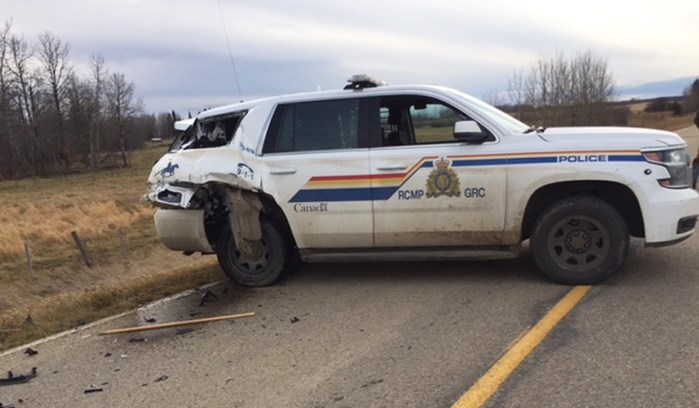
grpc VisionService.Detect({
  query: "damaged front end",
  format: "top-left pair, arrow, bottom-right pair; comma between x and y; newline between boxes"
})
143,114 -> 264,257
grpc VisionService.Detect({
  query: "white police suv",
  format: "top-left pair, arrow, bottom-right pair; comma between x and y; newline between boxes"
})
145,75 -> 699,286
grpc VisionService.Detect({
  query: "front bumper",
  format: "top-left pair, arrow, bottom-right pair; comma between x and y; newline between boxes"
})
643,188 -> 699,246
154,209 -> 214,253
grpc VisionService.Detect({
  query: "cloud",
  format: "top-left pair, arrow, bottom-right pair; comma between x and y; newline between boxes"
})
5,0 -> 699,114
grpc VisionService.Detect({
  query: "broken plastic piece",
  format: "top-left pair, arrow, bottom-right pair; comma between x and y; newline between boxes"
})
0,367 -> 37,386
154,375 -> 169,383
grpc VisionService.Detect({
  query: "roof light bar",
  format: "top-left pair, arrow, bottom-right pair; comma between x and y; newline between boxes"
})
344,74 -> 387,90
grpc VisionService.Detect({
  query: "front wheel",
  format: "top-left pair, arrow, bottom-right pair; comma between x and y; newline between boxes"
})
530,197 -> 629,285
216,218 -> 289,287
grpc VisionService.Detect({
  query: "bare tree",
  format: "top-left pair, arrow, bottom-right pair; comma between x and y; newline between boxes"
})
7,34 -> 46,173
89,54 -> 107,169
509,50 -> 617,126
104,72 -> 143,168
0,21 -> 15,179
682,79 -> 699,114
37,31 -> 73,169
507,68 -> 527,117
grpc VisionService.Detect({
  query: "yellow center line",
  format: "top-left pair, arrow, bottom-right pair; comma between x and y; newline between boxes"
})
452,285 -> 592,408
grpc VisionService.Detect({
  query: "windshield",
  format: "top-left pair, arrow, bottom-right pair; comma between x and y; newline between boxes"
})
446,88 -> 530,134
168,111 -> 247,152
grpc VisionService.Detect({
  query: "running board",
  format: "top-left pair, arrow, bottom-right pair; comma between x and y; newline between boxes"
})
299,246 -> 521,263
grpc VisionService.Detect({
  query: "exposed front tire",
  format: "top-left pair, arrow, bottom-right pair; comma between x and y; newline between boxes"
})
216,217 -> 289,287
531,197 -> 629,285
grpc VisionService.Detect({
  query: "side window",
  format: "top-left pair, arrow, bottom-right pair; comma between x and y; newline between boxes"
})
411,103 -> 464,144
379,96 -> 486,146
266,99 -> 359,153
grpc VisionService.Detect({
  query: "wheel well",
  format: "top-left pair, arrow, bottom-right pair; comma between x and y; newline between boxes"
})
521,181 -> 644,240
191,183 -> 297,252
258,192 -> 298,251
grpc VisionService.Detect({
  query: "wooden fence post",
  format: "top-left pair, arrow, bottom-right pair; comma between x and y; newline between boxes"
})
71,230 -> 95,268
24,241 -> 35,277
118,229 -> 130,270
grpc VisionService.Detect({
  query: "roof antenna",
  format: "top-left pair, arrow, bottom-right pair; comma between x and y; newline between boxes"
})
217,0 -> 243,102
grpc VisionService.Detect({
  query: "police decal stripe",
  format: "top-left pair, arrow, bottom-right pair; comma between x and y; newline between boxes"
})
288,150 -> 643,203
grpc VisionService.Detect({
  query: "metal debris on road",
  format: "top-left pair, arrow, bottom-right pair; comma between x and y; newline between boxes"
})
290,317 -> 300,323
0,368 -> 37,386
84,387 -> 103,394
154,375 -> 169,383
23,348 -> 38,356
98,312 -> 255,335
199,289 -> 218,306
176,328 -> 194,335
128,337 -> 146,343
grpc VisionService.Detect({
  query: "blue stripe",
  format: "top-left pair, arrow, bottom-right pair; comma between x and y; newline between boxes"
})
372,187 -> 400,200
290,187 -> 400,202
290,188 -> 374,202
452,158 -> 508,167
608,155 -> 644,162
508,156 -> 559,164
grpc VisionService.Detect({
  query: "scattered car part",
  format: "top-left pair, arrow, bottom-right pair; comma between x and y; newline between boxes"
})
0,367 -> 37,386
98,312 -> 255,335
199,289 -> 218,306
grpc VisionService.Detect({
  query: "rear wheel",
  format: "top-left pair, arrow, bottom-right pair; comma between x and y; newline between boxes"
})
531,197 -> 629,285
216,218 -> 288,287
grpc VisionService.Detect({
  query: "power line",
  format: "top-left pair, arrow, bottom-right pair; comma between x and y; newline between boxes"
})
217,0 -> 243,102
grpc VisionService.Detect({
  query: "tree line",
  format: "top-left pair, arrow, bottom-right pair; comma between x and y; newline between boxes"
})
505,50 -> 628,126
0,21 -> 179,180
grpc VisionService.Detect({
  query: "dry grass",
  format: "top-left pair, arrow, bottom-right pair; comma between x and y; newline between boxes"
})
0,200 -> 153,260
0,142 -> 224,351
0,261 -> 222,351
626,111 -> 694,132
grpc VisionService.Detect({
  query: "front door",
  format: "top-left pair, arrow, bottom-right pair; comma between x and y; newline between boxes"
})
368,95 -> 507,247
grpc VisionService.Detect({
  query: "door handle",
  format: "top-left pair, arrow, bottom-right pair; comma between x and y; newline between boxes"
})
376,165 -> 407,171
269,167 -> 297,175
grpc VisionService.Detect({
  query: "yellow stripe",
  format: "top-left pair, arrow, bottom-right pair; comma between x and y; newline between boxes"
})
451,285 -> 592,408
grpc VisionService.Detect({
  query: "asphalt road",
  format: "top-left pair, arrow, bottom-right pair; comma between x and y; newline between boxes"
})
1,233 -> 697,408
677,125 -> 699,160
1,127 -> 697,408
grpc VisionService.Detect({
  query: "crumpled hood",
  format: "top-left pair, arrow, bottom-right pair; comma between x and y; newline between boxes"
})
538,127 -> 686,149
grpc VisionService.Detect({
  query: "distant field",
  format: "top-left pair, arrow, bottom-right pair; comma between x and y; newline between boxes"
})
626,110 -> 695,132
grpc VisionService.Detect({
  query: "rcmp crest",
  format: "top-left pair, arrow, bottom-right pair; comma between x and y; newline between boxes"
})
426,157 -> 461,198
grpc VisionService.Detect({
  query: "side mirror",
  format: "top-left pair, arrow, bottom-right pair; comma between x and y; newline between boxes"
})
454,120 -> 487,144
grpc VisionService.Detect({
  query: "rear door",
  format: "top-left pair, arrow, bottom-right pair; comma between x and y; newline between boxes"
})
368,95 -> 507,247
261,98 -> 374,249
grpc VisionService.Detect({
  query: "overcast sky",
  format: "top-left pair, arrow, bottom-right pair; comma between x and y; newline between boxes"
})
5,0 -> 698,115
